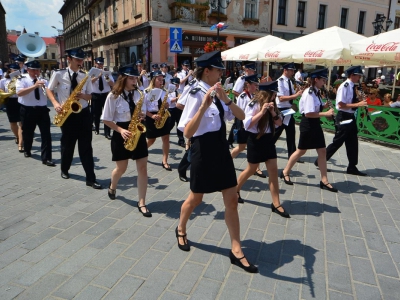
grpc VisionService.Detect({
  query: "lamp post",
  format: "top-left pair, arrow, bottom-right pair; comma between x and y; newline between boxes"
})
372,15 -> 393,35
209,0 -> 231,42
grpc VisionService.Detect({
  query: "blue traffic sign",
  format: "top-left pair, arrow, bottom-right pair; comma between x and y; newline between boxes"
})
170,27 -> 183,53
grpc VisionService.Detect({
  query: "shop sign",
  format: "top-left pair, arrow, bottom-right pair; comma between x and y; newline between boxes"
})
183,34 -> 226,42
235,38 -> 253,45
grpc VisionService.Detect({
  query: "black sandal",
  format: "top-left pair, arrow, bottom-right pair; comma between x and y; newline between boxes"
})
137,203 -> 152,217
254,168 -> 267,178
162,162 -> 172,171
15,137 -> 19,144
18,146 -> 24,153
108,181 -> 116,200
175,226 -> 190,251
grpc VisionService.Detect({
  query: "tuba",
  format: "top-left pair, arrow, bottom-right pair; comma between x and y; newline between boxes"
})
0,71 -> 20,104
154,89 -> 171,129
124,89 -> 147,151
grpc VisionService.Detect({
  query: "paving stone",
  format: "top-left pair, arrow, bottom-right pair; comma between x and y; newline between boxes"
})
0,285 -> 25,300
377,275 -> 399,299
190,278 -> 222,300
348,256 -> 376,285
0,220 -> 35,241
169,262 -> 204,294
354,283 -> 382,300
103,275 -> 144,300
55,247 -> 100,276
131,268 -> 174,300
20,238 -> 66,263
301,271 -> 327,300
0,260 -> 33,287
218,271 -> 252,300
370,251 -> 399,278
84,217 -> 117,236
273,281 -> 300,300
364,231 -> 389,253
345,236 -> 368,258
88,228 -> 123,249
15,273 -> 69,300
54,234 -> 95,258
73,285 -> 108,300
387,242 -> 400,263
20,228 -> 61,250
129,249 -> 166,278
123,234 -> 158,260
160,291 -> 189,300
88,242 -> 128,269
56,220 -> 94,241
327,263 -> 352,294
94,257 -> 135,288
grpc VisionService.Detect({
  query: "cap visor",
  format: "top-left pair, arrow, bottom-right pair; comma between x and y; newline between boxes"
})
211,63 -> 226,70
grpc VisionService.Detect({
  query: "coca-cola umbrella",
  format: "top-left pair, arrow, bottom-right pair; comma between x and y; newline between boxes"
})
221,35 -> 286,61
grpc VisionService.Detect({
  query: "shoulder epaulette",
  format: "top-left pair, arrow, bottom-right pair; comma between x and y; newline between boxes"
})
308,87 -> 314,94
144,89 -> 150,93
189,87 -> 201,94
240,93 -> 246,98
189,79 -> 197,86
17,75 -> 25,80
248,100 -> 256,107
279,77 -> 284,81
344,82 -> 349,87
55,68 -> 66,72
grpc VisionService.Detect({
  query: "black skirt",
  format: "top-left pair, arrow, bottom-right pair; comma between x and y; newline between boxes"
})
5,98 -> 21,123
145,114 -> 171,138
247,132 -> 277,164
298,115 -> 325,150
190,131 -> 237,193
111,122 -> 148,161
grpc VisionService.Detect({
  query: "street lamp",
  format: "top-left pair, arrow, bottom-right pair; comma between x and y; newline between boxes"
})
209,0 -> 231,41
372,15 -> 393,35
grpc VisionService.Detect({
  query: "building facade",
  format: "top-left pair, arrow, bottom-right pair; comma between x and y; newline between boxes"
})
0,2 -> 8,65
389,0 -> 400,30
271,0 -> 391,40
59,0 -> 93,70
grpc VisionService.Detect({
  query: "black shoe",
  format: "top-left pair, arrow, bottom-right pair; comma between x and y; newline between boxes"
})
24,151 -> 31,158
61,171 -> 70,179
237,192 -> 244,204
94,131 -> 99,135
271,203 -> 290,218
42,160 -> 56,167
18,146 -> 24,153
320,181 -> 338,193
92,125 -> 96,131
179,174 -> 189,182
178,140 -> 185,148
86,181 -> 103,189
229,250 -> 258,273
280,171 -> 293,185
297,159 -> 305,164
162,162 -> 172,171
137,202 -> 152,217
105,135 -> 112,140
314,160 -> 318,167
229,144 -> 234,149
108,181 -> 116,200
254,169 -> 267,178
175,226 -> 190,251
346,168 -> 367,176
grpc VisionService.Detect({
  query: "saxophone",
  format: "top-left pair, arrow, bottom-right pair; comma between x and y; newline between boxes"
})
154,89 -> 171,129
124,89 -> 147,151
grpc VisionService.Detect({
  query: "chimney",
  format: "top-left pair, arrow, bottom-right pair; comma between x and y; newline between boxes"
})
35,32 -> 39,35
16,31 -> 21,36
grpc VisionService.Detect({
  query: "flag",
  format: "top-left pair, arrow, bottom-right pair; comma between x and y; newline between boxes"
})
163,38 -> 170,44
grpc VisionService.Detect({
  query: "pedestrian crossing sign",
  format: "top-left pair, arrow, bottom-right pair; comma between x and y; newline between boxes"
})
170,27 -> 183,53
170,40 -> 183,52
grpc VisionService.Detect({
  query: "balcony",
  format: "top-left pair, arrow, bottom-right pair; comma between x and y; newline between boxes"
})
169,1 -> 209,24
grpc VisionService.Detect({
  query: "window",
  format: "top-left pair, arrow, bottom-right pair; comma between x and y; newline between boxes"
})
112,0 -> 117,24
105,4 -> 109,29
51,53 -> 55,59
340,8 -> 348,28
44,53 -> 48,59
395,16 -> 400,29
245,0 -> 258,19
318,4 -> 327,29
358,11 -> 366,34
122,0 -> 126,20
278,0 -> 287,25
374,13 -> 384,34
297,1 -> 306,27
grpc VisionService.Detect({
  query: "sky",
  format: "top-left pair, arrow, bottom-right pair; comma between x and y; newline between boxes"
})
2,0 -> 64,37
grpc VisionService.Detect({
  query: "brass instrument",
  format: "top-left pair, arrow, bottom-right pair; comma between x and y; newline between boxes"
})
124,89 -> 147,151
325,99 -> 336,122
0,76 -> 18,104
154,89 -> 171,129
35,75 -> 47,96
53,71 -> 94,127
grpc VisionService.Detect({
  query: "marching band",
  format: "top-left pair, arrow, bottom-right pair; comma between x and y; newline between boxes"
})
3,38 -> 375,274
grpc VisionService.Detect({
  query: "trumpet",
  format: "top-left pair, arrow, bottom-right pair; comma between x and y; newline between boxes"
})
35,75 -> 47,96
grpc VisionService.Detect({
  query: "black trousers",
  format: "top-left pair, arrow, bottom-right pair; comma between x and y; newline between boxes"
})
20,105 -> 52,161
168,107 -> 184,141
325,111 -> 358,168
60,107 -> 96,181
273,108 -> 297,159
91,92 -> 110,135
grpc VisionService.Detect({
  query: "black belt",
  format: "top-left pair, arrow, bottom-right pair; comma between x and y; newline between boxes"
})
148,111 -> 158,115
92,92 -> 109,96
21,104 -> 48,110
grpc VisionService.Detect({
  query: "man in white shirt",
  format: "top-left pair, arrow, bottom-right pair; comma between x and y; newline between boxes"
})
232,63 -> 257,97
46,47 -> 102,189
295,68 -> 303,83
160,63 -> 172,85
91,57 -> 114,139
16,60 -> 54,166
177,60 -> 193,93
136,59 -> 149,89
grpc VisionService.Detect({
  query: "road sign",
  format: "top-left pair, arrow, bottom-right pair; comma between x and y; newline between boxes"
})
170,27 -> 183,53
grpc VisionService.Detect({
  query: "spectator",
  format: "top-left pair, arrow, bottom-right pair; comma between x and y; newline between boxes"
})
366,88 -> 382,111
390,94 -> 400,108
382,93 -> 393,107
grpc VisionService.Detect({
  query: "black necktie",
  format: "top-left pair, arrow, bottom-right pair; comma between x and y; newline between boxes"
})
351,86 -> 358,111
214,98 -> 226,141
71,72 -> 78,90
128,92 -> 135,115
287,79 -> 293,104
33,79 -> 40,100
99,76 -> 104,91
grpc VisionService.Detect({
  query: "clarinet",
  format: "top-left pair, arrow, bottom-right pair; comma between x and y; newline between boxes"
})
357,87 -> 371,121
320,86 -> 335,123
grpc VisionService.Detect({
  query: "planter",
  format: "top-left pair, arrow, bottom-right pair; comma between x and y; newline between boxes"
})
169,2 -> 209,23
111,22 -> 118,28
208,11 -> 228,21
242,18 -> 259,25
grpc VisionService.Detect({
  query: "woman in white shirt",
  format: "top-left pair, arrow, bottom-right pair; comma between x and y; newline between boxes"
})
176,51 -> 258,273
236,82 -> 289,218
281,69 -> 337,193
144,70 -> 172,171
167,77 -> 185,146
101,66 -> 151,217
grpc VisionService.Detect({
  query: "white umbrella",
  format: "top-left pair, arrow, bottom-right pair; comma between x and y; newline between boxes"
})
221,35 -> 286,61
258,26 -> 393,67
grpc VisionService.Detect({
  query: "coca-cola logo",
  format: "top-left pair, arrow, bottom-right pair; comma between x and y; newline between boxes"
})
264,51 -> 280,58
336,58 -> 351,64
304,50 -> 325,57
239,54 -> 249,60
365,42 -> 399,52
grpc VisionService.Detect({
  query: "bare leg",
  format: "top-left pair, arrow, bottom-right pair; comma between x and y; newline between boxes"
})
18,122 -> 23,147
177,192 -> 204,245
161,134 -> 170,165
147,138 -> 156,148
283,149 -> 307,176
316,147 -> 334,188
10,122 -> 18,139
136,157 -> 149,212
110,160 -> 128,190
265,159 -> 284,213
221,186 -> 250,266
231,143 -> 246,159
237,163 -> 258,192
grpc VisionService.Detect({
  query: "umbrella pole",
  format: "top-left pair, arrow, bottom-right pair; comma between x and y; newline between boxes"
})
267,62 -> 270,78
327,67 -> 332,91
392,65 -> 398,99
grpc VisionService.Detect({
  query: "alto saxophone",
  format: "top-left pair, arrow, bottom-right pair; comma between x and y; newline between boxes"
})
154,89 -> 171,129
53,73 -> 88,127
124,89 -> 147,151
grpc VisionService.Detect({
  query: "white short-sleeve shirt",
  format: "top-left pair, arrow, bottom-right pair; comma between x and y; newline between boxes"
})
47,67 -> 92,109
232,76 -> 245,94
177,79 -> 198,106
335,79 -> 354,113
177,80 -> 234,137
144,88 -> 168,112
299,87 -> 322,114
91,70 -> 114,94
101,89 -> 145,122
237,91 -> 252,111
243,101 -> 273,134
177,69 -> 193,92
16,75 -> 49,106
276,75 -> 294,109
